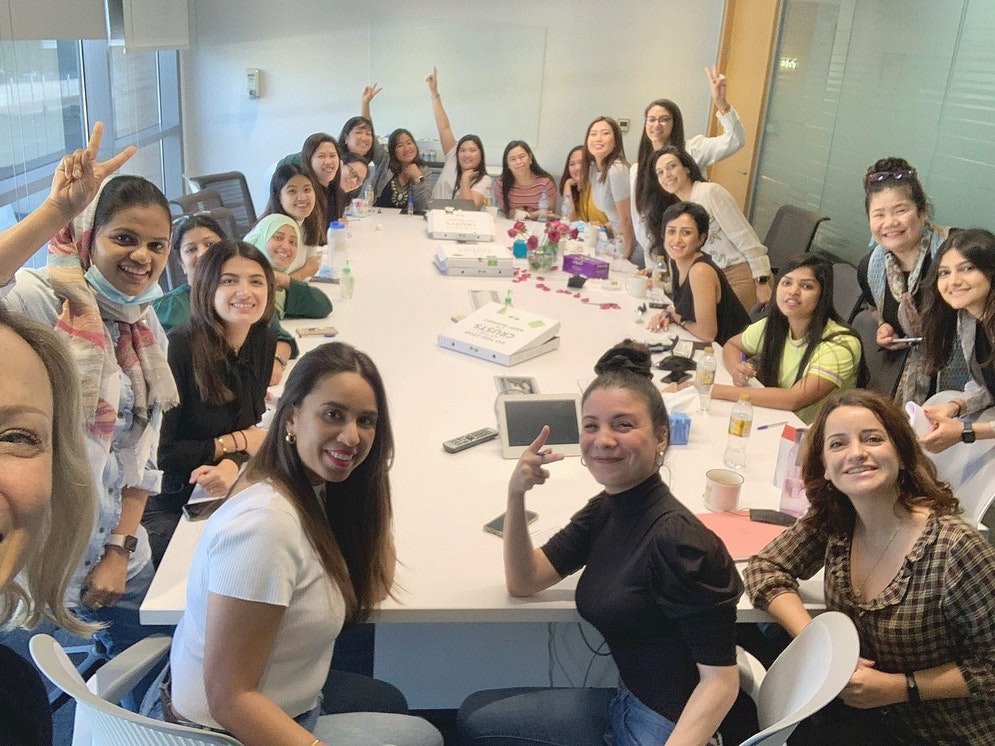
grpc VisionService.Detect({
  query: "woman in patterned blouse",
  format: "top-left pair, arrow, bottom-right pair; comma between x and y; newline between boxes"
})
744,388 -> 995,744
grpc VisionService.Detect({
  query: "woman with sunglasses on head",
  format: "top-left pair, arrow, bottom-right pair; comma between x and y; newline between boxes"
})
0,123 -> 175,660
857,158 -> 954,404
631,68 -> 746,255
143,241 -> 277,567
710,254 -> 863,424
640,145 -> 771,309
375,128 -> 432,213
646,201 -> 750,345
585,116 -> 638,263
0,306 -> 98,745
918,229 -> 995,453
244,214 -> 332,322
495,140 -> 557,220
460,341 -> 741,745
163,342 -> 443,746
262,163 -> 326,281
427,67 -> 492,209
153,215 -> 295,386
559,145 -> 608,224
745,389 -> 995,744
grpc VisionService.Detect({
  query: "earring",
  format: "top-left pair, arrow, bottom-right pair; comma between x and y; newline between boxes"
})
655,452 -> 666,467
285,432 -> 297,445
580,457 -> 588,467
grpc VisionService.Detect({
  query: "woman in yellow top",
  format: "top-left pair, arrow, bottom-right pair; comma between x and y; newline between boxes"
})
559,145 -> 608,224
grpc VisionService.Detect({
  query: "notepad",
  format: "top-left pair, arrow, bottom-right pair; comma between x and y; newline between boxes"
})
695,510 -> 788,561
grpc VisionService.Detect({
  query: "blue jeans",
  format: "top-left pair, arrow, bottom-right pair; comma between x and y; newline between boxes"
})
607,682 -> 677,745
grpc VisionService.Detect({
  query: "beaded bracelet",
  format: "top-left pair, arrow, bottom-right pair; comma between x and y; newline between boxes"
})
216,436 -> 228,455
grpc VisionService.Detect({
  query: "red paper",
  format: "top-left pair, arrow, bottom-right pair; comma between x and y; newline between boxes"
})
694,510 -> 787,561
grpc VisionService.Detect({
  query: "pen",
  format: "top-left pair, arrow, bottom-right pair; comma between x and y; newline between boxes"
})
757,421 -> 789,431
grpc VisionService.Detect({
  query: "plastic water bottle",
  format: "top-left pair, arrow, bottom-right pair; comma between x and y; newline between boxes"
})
695,345 -> 717,413
723,394 -> 754,469
537,191 -> 549,222
363,164 -> 376,215
341,260 -> 355,300
596,227 -> 610,258
561,191 -> 574,222
406,192 -> 415,215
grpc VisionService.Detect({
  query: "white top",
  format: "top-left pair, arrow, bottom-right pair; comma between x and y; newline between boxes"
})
689,181 -> 770,279
170,481 -> 345,728
587,159 -> 630,232
431,146 -> 493,201
631,107 -> 747,252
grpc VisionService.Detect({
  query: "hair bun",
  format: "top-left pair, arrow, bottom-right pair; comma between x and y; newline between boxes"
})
594,340 -> 653,379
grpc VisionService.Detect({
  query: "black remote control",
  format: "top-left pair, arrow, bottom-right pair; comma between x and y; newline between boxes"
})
443,427 -> 499,453
749,509 -> 797,527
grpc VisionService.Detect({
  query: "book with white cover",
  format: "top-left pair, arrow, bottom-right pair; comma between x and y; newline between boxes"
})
427,209 -> 495,241
438,302 -> 560,366
434,244 -> 513,277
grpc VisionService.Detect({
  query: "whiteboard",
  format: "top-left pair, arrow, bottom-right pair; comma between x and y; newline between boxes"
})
370,20 -> 546,165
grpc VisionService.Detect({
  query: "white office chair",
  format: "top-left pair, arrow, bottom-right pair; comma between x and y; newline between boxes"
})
29,633 -> 241,746
736,611 -> 860,746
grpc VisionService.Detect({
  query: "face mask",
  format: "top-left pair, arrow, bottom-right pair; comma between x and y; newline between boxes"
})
84,265 -> 163,305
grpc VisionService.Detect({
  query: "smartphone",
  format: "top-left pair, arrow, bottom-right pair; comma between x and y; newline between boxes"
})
483,510 -> 538,537
891,337 -> 922,345
182,497 -> 226,522
296,326 -> 339,338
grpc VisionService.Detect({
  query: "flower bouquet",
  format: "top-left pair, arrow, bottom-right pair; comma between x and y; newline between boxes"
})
507,219 -> 579,272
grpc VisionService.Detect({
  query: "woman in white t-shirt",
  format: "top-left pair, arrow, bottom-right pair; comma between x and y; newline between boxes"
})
427,67 -> 492,207
166,342 -> 442,746
585,116 -> 636,263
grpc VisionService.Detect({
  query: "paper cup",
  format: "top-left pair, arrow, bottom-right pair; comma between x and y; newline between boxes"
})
704,468 -> 744,512
625,275 -> 648,298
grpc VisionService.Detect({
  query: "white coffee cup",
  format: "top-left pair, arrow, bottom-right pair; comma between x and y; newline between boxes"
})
704,468 -> 744,512
626,275 -> 648,298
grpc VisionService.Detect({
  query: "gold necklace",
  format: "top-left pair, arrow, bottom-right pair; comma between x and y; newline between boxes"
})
852,518 -> 903,601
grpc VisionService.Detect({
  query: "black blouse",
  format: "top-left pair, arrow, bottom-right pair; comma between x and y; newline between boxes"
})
976,322 -> 995,397
670,254 -> 750,345
159,322 -> 276,493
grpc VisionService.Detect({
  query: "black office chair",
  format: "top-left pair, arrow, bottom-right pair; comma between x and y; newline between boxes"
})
763,205 -> 830,276
851,309 -> 906,398
831,261 -> 862,323
185,171 -> 257,238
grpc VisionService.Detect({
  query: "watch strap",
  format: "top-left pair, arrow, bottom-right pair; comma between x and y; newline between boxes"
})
962,423 -> 976,443
905,672 -> 921,705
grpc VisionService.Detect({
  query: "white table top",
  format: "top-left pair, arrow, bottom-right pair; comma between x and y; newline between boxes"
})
141,211 -> 822,625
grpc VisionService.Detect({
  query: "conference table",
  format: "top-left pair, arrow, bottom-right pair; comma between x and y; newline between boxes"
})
141,209 -> 820,707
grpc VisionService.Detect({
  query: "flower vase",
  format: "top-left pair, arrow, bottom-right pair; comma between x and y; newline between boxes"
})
528,240 -> 557,272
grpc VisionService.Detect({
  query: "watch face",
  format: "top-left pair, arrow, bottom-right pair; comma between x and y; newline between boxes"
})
962,426 -> 977,444
123,535 -> 138,552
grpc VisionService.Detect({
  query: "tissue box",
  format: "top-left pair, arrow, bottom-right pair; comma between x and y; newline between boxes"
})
562,253 -> 610,279
669,411 -> 691,445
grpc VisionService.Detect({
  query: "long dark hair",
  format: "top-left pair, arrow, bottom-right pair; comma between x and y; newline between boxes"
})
171,213 -> 227,257
755,254 -> 854,388
263,163 -> 325,246
498,140 -> 554,216
582,117 -> 629,184
636,99 -> 686,170
188,240 -> 276,404
559,145 -> 585,206
242,342 -> 396,623
921,228 -> 995,375
340,116 -> 376,160
386,128 -> 427,177
802,389 -> 959,535
300,132 -> 343,223
638,146 -> 706,253
453,134 -> 487,197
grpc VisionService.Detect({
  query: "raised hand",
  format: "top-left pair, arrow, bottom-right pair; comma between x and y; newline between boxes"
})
426,66 -> 439,96
361,83 -> 383,106
49,121 -> 137,220
509,425 -> 565,497
705,66 -> 730,113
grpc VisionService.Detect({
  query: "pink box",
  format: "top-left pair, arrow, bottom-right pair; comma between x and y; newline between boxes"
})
562,253 -> 610,279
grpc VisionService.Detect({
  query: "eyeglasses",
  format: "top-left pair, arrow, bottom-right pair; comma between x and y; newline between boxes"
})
864,168 -> 917,188
344,164 -> 362,183
645,116 -> 673,125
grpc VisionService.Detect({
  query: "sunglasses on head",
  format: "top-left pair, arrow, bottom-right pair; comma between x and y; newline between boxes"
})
864,168 -> 917,188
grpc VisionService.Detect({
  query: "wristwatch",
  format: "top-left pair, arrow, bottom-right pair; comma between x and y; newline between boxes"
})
756,276 -> 770,285
105,533 -> 138,553
961,423 -> 977,444
274,352 -> 288,368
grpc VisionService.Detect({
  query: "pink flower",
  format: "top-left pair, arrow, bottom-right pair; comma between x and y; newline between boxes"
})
527,235 -> 539,250
507,227 -> 518,238
569,228 -> 579,239
547,231 -> 560,244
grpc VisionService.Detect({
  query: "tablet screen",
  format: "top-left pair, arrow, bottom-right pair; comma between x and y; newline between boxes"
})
498,393 -> 582,458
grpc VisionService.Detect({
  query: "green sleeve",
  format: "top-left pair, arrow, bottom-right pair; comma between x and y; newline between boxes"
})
284,278 -> 333,319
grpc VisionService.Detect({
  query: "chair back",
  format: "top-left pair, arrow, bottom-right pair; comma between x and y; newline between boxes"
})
186,171 -> 257,238
763,205 -> 830,275
831,261 -> 861,323
851,309 -> 906,398
29,634 -> 242,746
738,611 -> 859,746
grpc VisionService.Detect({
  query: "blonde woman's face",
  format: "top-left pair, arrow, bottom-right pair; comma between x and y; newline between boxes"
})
0,326 -> 54,589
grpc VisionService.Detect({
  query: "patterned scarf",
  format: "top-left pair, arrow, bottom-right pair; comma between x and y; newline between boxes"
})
866,225 -> 950,404
47,178 -> 179,454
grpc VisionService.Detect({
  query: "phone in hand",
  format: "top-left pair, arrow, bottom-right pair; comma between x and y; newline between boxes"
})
483,510 -> 538,537
182,497 -> 226,521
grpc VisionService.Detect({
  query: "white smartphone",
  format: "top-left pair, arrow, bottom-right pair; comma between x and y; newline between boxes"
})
483,510 -> 538,537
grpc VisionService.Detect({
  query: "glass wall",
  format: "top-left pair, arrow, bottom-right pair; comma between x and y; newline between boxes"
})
751,0 -> 995,265
0,39 -> 181,266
